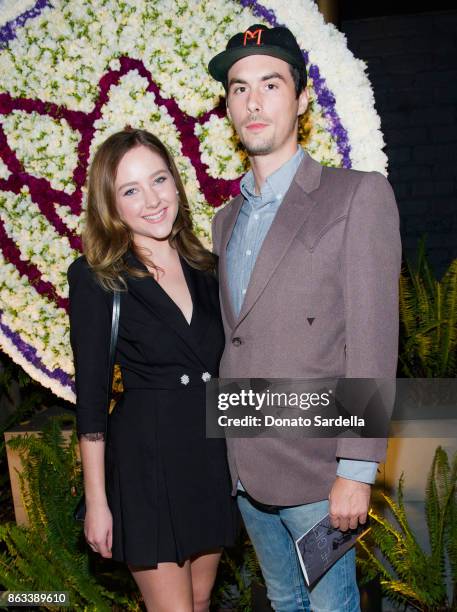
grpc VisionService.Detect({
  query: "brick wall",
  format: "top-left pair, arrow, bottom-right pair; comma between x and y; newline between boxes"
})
341,10 -> 457,277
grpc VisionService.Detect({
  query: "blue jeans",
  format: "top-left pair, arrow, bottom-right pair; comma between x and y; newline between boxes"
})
238,494 -> 360,612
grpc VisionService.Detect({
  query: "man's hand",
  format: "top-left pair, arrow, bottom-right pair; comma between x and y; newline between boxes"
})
328,476 -> 371,531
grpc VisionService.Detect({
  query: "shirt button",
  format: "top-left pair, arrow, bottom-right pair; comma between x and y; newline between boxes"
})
254,214 -> 259,220
246,250 -> 252,256
232,337 -> 243,347
242,289 -> 246,294
276,193 -> 282,200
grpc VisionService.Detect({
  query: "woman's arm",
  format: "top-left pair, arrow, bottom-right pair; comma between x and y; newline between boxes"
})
67,257 -> 112,436
79,437 -> 108,508
67,257 -> 113,556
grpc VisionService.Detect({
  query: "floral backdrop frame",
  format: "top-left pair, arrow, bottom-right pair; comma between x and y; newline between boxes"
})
0,0 -> 387,402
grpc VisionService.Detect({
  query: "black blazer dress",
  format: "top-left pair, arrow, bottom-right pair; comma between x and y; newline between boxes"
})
67,249 -> 238,566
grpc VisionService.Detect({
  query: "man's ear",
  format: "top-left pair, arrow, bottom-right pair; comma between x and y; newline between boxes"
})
226,100 -> 232,121
297,87 -> 309,116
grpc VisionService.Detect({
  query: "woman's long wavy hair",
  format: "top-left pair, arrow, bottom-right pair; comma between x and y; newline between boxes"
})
82,128 -> 216,291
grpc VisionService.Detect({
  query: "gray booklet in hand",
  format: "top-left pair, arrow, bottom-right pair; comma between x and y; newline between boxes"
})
295,513 -> 370,587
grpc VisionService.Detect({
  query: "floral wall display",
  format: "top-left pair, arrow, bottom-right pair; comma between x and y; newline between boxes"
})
0,0 -> 387,402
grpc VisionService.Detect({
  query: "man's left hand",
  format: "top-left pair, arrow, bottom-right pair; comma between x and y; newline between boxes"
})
328,476 -> 371,531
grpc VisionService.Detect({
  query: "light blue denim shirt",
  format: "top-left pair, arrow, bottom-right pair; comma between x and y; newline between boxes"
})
226,145 -> 378,487
227,146 -> 304,317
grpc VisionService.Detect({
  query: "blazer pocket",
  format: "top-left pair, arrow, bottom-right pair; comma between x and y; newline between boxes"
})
305,215 -> 347,252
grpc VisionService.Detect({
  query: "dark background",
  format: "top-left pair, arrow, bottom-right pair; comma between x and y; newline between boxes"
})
333,1 -> 457,277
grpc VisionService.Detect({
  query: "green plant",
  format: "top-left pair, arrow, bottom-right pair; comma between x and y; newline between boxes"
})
212,531 -> 264,611
0,349 -> 68,522
0,415 -> 142,611
357,446 -> 457,611
399,239 -> 457,377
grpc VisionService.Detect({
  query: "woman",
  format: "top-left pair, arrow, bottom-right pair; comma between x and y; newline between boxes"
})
67,128 -> 238,611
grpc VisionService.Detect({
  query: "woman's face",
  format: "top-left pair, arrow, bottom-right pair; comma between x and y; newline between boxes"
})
114,144 -> 179,247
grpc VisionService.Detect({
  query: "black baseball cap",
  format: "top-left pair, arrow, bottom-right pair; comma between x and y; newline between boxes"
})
208,23 -> 307,85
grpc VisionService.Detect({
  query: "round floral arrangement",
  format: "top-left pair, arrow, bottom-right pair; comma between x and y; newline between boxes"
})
0,0 -> 387,401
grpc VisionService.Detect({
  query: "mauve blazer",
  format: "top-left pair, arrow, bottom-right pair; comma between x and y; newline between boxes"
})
212,150 -> 402,505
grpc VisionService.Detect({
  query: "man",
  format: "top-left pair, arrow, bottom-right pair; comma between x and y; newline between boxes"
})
208,24 -> 401,612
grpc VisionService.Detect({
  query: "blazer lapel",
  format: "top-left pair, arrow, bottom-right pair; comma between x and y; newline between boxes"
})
218,194 -> 244,330
229,151 -> 323,329
124,249 -> 210,369
188,267 -> 221,368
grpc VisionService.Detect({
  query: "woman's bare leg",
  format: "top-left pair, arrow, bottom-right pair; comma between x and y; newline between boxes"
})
128,561 -> 193,612
190,549 -> 222,612
128,548 -> 222,612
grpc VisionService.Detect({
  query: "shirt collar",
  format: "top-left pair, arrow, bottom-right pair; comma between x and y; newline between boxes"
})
240,145 -> 305,206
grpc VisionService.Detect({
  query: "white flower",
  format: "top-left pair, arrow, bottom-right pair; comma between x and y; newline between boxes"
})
0,0 -> 37,27
180,374 -> 190,385
201,372 -> 211,382
0,190 -> 77,296
109,58 -> 121,71
195,115 -> 246,180
0,110 -> 80,192
0,159 -> 10,180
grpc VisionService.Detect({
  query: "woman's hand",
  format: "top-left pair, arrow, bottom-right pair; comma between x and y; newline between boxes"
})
84,502 -> 113,558
78,437 -> 112,557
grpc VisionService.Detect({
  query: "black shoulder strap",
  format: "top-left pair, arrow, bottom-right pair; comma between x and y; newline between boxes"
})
109,290 -> 121,378
105,290 -> 120,435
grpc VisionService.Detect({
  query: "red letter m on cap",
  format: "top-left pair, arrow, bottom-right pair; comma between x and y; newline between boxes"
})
243,28 -> 263,46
